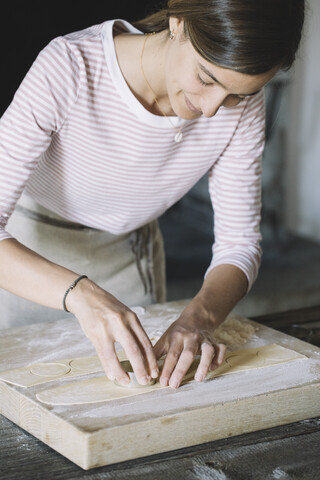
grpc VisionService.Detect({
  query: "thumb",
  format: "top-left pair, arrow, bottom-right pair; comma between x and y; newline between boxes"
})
153,334 -> 168,360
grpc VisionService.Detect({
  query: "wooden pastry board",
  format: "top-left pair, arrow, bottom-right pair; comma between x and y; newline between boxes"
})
1,300 -> 320,470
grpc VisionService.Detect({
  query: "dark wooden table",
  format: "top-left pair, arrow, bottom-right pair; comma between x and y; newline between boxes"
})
1,305 -> 320,480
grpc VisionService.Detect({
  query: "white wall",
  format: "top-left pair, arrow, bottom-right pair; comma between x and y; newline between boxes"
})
285,0 -> 320,240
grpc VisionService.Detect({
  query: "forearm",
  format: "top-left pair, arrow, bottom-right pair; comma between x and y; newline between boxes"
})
0,238 -> 81,309
0,238 -> 160,385
192,264 -> 248,327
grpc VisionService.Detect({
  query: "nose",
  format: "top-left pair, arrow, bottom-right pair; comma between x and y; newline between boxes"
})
200,91 -> 228,118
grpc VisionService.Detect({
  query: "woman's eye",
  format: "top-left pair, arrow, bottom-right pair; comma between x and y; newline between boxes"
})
198,75 -> 211,87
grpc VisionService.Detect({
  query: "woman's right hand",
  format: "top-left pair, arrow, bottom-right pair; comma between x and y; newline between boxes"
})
66,277 -> 159,386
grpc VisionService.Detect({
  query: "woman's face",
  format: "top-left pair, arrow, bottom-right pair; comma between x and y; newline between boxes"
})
165,18 -> 277,120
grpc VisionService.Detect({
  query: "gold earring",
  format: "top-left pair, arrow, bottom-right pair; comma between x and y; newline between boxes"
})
169,30 -> 175,40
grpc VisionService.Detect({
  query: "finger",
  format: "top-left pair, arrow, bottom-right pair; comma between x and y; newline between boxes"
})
194,342 -> 215,382
121,330 -> 153,385
153,334 -> 168,360
153,331 -> 169,368
169,346 -> 196,389
96,344 -> 130,386
210,343 -> 227,370
129,317 -> 159,379
159,345 -> 182,387
140,335 -> 160,379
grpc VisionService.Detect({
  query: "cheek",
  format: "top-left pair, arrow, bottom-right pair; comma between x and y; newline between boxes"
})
166,53 -> 199,93
183,75 -> 200,93
171,71 -> 201,96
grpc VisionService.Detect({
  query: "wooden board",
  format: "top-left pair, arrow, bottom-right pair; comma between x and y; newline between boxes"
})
1,300 -> 320,470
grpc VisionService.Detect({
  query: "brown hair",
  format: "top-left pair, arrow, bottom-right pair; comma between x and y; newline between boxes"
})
134,0 -> 305,74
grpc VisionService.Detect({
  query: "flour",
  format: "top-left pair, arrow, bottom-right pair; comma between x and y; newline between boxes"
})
54,353 -> 316,427
34,345 -> 306,406
0,301 -> 258,372
192,458 -> 228,480
2,301 -> 318,423
272,467 -> 289,479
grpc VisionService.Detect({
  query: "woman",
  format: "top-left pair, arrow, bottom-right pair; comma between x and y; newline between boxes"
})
0,1 -> 304,388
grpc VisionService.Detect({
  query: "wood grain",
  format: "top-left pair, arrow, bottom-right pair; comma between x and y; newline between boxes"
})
1,301 -> 320,470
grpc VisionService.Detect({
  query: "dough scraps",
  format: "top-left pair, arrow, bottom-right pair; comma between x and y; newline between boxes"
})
36,344 -> 307,406
214,316 -> 257,346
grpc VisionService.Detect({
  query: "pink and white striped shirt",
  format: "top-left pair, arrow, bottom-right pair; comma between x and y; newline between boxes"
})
0,20 -> 265,290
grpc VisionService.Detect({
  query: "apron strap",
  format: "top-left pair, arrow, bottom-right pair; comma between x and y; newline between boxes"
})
129,225 -> 154,297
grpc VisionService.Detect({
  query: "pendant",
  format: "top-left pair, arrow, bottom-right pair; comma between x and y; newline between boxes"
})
174,131 -> 183,143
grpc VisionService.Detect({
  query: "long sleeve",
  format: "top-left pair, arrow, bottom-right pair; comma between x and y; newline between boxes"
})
206,89 -> 266,292
0,37 -> 81,241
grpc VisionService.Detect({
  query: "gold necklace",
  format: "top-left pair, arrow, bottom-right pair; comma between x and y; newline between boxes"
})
140,33 -> 184,143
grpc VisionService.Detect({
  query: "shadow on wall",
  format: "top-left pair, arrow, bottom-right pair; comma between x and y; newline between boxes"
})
1,0 -> 162,115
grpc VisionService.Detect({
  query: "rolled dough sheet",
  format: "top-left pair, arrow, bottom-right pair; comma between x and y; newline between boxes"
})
0,338 -> 161,388
0,351 -> 125,388
0,318 -> 256,389
36,344 -> 307,406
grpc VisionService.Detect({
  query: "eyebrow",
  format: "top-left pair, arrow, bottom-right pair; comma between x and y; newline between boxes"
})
198,63 -> 261,97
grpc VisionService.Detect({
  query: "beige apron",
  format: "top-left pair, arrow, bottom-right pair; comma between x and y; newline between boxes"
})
0,192 -> 166,329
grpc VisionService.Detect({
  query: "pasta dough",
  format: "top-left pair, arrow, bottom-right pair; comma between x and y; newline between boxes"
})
30,363 -> 71,377
0,317 -> 256,389
113,360 -> 156,388
0,353 -> 129,388
36,344 -> 307,406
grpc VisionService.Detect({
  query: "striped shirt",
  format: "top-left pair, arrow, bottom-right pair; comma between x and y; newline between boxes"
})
0,19 -> 265,290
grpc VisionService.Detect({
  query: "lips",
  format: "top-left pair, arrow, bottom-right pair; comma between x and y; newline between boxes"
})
184,94 -> 202,114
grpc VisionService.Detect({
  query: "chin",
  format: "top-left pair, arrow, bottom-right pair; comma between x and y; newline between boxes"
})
180,111 -> 200,120
181,108 -> 202,120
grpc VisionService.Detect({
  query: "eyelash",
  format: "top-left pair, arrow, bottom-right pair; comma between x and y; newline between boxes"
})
198,74 -> 247,100
198,75 -> 211,87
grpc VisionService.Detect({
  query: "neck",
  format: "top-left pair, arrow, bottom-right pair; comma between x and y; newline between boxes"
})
141,31 -> 171,107
114,29 -> 174,116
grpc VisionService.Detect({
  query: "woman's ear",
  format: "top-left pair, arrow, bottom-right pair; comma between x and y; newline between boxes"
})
168,16 -> 184,37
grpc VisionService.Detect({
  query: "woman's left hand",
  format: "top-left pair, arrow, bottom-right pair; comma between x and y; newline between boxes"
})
154,300 -> 226,389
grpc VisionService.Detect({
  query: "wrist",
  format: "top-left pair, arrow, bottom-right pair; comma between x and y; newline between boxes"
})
193,265 -> 248,326
185,294 -> 219,329
64,275 -> 92,314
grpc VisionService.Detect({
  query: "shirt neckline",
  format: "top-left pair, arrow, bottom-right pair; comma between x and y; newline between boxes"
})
101,19 -> 185,129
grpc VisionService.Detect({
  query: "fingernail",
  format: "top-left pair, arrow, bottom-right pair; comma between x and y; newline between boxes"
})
195,374 -> 204,382
140,376 -> 150,385
160,376 -> 169,387
151,369 -> 159,378
169,379 -> 179,389
120,376 -> 130,385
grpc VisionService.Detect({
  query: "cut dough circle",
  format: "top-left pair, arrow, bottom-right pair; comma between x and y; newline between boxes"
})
30,363 -> 71,377
69,357 -> 102,372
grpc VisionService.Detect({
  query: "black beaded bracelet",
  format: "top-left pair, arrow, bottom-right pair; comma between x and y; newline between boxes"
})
62,275 -> 88,312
